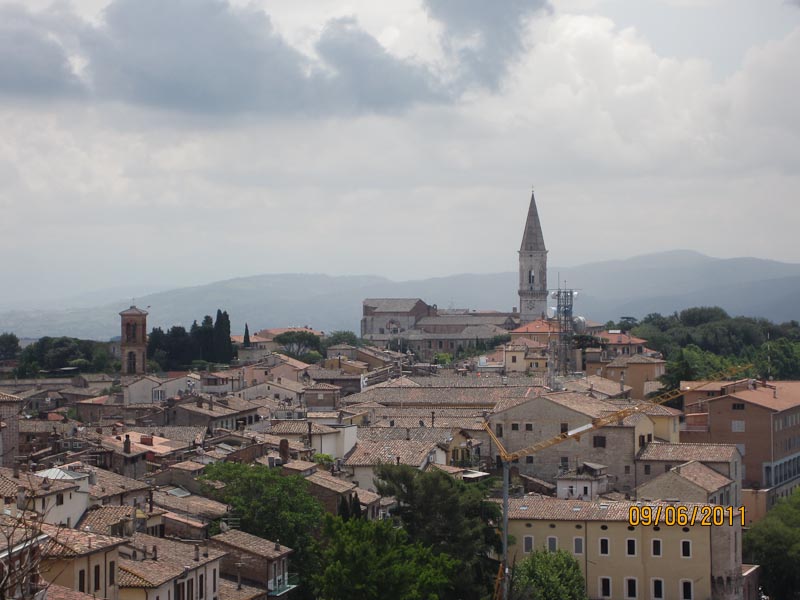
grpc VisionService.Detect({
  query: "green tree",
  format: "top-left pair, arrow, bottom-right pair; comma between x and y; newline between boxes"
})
337,495 -> 351,521
322,330 -> 361,350
0,333 -> 20,360
191,316 -> 215,362
312,516 -> 457,600
744,490 -> 800,599
212,310 -> 234,364
511,549 -> 587,600
275,331 -> 322,358
660,344 -> 737,390
243,323 -> 251,348
375,464 -> 502,600
200,462 -> 324,594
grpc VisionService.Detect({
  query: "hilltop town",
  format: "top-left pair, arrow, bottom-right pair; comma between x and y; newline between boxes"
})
0,195 -> 797,600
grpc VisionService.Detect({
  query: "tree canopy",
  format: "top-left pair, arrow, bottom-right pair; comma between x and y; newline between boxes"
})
0,333 -> 20,361
511,549 -> 587,600
274,331 -> 323,363
744,490 -> 800,599
147,309 -> 234,370
375,464 -> 502,600
312,516 -> 457,600
15,336 -> 113,377
200,461 -> 324,596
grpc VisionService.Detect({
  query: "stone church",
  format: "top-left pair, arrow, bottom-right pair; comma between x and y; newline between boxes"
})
360,193 -> 549,357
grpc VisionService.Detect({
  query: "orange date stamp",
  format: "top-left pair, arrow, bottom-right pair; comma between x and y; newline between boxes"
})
628,505 -> 744,527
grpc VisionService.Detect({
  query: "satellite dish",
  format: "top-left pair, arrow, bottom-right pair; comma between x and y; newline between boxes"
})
573,316 -> 587,334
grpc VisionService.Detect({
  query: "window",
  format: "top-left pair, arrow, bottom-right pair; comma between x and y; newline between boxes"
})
599,538 -> 609,555
109,561 -> 115,586
79,570 -> 86,593
626,538 -> 636,556
526,456 -> 533,464
652,539 -> 662,557
56,493 -> 64,506
573,537 -> 583,554
593,435 -> 606,448
525,423 -> 533,431
665,464 -> 672,473
624,465 -> 631,474
681,580 -> 693,599
512,423 -> 519,431
732,403 -> 745,410
547,536 -> 557,552
199,575 -> 204,598
524,536 -> 533,553
599,577 -> 611,598
560,456 -> 569,470
496,424 -> 503,437
94,565 -> 101,591
213,569 -> 217,592
625,578 -> 637,599
560,423 -> 568,434
732,420 -> 746,433
681,540 -> 691,558
512,355 -> 517,363
652,578 -> 664,599
644,465 -> 651,475
639,434 -> 646,448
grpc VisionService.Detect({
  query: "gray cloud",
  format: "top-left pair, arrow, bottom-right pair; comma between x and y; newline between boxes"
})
0,6 -> 84,97
83,0 -> 311,114
424,0 -> 550,89
315,17 -> 448,113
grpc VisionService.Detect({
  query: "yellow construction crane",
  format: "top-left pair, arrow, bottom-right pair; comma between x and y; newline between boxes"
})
484,365 -> 750,600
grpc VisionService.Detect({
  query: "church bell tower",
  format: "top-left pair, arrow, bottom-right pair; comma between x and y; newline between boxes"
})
120,305 -> 148,376
518,192 -> 548,322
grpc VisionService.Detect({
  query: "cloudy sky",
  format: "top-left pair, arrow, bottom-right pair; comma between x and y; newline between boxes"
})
2,0 -> 799,307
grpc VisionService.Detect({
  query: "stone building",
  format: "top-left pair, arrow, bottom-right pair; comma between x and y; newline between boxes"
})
518,192 -> 548,322
119,306 -> 148,376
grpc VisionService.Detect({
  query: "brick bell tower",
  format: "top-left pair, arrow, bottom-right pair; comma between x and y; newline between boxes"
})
120,305 -> 148,376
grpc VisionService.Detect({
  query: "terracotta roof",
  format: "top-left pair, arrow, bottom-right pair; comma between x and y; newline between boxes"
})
0,468 -> 78,497
671,461 -> 732,492
211,529 -> 292,559
77,505 -> 137,535
541,392 -> 620,419
45,584 -> 99,600
304,382 -> 341,391
307,367 -> 361,380
562,375 -> 632,398
128,426 -> 207,445
281,460 -> 318,473
41,523 -> 125,557
357,426 -> 459,444
269,421 -> 337,435
83,466 -> 149,500
273,354 -> 311,370
370,417 -> 485,431
366,376 -> 421,389
306,470 -> 356,493
152,490 -> 229,520
119,306 -> 148,316
717,381 -> 800,412
119,533 -> 226,587
606,400 -> 681,417
343,386 -> 529,408
505,496 -> 710,522
217,577 -> 270,600
345,440 -> 437,467
511,319 -> 561,335
354,487 -> 380,505
638,442 -> 739,463
169,460 -> 206,472
595,331 -> 648,345
606,354 -> 665,367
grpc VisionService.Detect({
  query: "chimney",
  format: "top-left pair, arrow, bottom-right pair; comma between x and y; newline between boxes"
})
307,421 -> 313,442
152,545 -> 158,561
194,544 -> 200,562
274,540 -> 280,551
279,439 -> 290,464
13,461 -> 19,479
431,411 -> 435,427
88,470 -> 97,485
140,435 -> 153,446
405,428 -> 410,441
396,456 -> 401,465
16,486 -> 25,510
203,540 -> 209,558
774,388 -> 778,399
208,398 -> 214,411
236,562 -> 243,590
196,398 -> 203,408
123,434 -> 131,454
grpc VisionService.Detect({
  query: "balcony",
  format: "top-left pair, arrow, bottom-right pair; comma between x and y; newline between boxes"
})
269,573 -> 299,596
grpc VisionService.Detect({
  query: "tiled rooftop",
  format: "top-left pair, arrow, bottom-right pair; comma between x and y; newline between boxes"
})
638,441 -> 739,463
211,529 -> 292,559
344,440 -> 437,467
505,496 -> 709,522
306,471 -> 355,494
41,523 -> 125,557
671,460 -> 733,492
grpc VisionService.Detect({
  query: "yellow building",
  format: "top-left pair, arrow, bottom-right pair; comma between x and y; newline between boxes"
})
505,496 -> 758,600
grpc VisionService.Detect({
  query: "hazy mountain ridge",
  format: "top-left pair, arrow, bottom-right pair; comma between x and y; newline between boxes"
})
2,251 -> 799,339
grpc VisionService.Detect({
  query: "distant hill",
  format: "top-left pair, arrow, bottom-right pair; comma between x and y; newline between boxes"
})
1,250 -> 799,339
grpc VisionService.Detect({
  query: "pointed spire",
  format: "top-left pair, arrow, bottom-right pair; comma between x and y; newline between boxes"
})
520,191 -> 546,252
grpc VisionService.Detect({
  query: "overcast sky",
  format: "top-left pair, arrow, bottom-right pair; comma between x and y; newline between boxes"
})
2,0 -> 799,307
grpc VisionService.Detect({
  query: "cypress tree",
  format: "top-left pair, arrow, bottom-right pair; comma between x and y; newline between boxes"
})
350,492 -> 362,519
243,323 -> 251,348
338,495 -> 351,521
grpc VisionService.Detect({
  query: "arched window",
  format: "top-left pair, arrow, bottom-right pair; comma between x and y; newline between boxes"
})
125,322 -> 133,342
131,323 -> 137,342
127,351 -> 137,374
